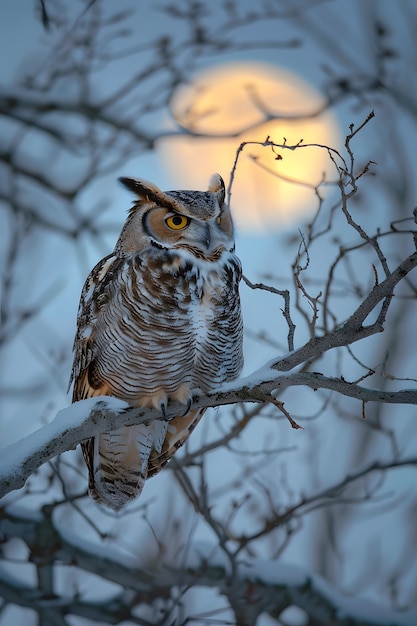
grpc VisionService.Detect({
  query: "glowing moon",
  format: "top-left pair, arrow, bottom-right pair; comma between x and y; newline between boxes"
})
159,62 -> 341,231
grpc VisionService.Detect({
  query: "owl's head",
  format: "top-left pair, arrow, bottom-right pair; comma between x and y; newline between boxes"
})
116,174 -> 235,259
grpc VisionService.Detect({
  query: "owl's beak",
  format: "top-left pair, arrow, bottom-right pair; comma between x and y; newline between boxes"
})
200,224 -> 211,249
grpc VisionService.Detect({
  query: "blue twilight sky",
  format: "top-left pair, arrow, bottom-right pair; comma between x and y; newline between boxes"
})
1,0 -> 416,462
1,0 -> 414,391
1,2 -> 417,621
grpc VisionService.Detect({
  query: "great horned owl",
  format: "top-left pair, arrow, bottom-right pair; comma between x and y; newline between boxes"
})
69,174 -> 243,510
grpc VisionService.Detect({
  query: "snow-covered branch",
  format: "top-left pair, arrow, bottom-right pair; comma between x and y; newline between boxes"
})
1,364 -> 417,500
0,506 -> 415,626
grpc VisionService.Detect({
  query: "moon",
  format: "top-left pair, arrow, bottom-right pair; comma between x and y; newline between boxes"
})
159,61 -> 341,231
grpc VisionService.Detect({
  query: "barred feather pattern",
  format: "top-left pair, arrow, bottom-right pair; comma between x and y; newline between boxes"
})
70,174 -> 243,510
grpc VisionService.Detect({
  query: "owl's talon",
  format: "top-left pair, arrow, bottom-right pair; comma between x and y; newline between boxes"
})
181,398 -> 192,417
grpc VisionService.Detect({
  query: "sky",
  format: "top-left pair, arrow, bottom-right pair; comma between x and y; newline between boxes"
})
1,1 -> 417,624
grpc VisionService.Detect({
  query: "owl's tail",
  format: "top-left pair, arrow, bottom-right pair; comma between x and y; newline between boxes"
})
82,420 -> 168,511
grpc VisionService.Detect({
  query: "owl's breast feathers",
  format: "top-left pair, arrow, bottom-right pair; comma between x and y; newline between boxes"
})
71,247 -> 242,396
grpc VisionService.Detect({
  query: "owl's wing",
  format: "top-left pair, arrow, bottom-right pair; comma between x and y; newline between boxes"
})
70,253 -> 168,511
70,253 -> 121,402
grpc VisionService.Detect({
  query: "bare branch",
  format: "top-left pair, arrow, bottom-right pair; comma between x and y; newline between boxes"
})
0,506 -> 415,626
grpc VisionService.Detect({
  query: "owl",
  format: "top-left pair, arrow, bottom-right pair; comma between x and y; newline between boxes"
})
69,173 -> 243,510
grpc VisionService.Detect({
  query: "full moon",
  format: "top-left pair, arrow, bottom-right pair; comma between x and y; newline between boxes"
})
159,62 -> 341,231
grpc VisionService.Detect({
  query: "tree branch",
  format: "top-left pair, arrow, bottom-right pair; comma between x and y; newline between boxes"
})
0,507 -> 415,626
1,365 -> 417,500
272,248 -> 417,371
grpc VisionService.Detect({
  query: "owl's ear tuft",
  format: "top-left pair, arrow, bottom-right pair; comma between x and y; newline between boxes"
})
208,173 -> 225,206
118,177 -> 164,205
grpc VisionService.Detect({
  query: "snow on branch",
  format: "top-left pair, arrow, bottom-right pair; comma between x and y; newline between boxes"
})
0,506 -> 415,626
1,367 -> 417,500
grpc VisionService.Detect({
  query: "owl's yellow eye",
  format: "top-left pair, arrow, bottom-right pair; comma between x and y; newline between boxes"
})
165,214 -> 189,230
216,216 -> 221,224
